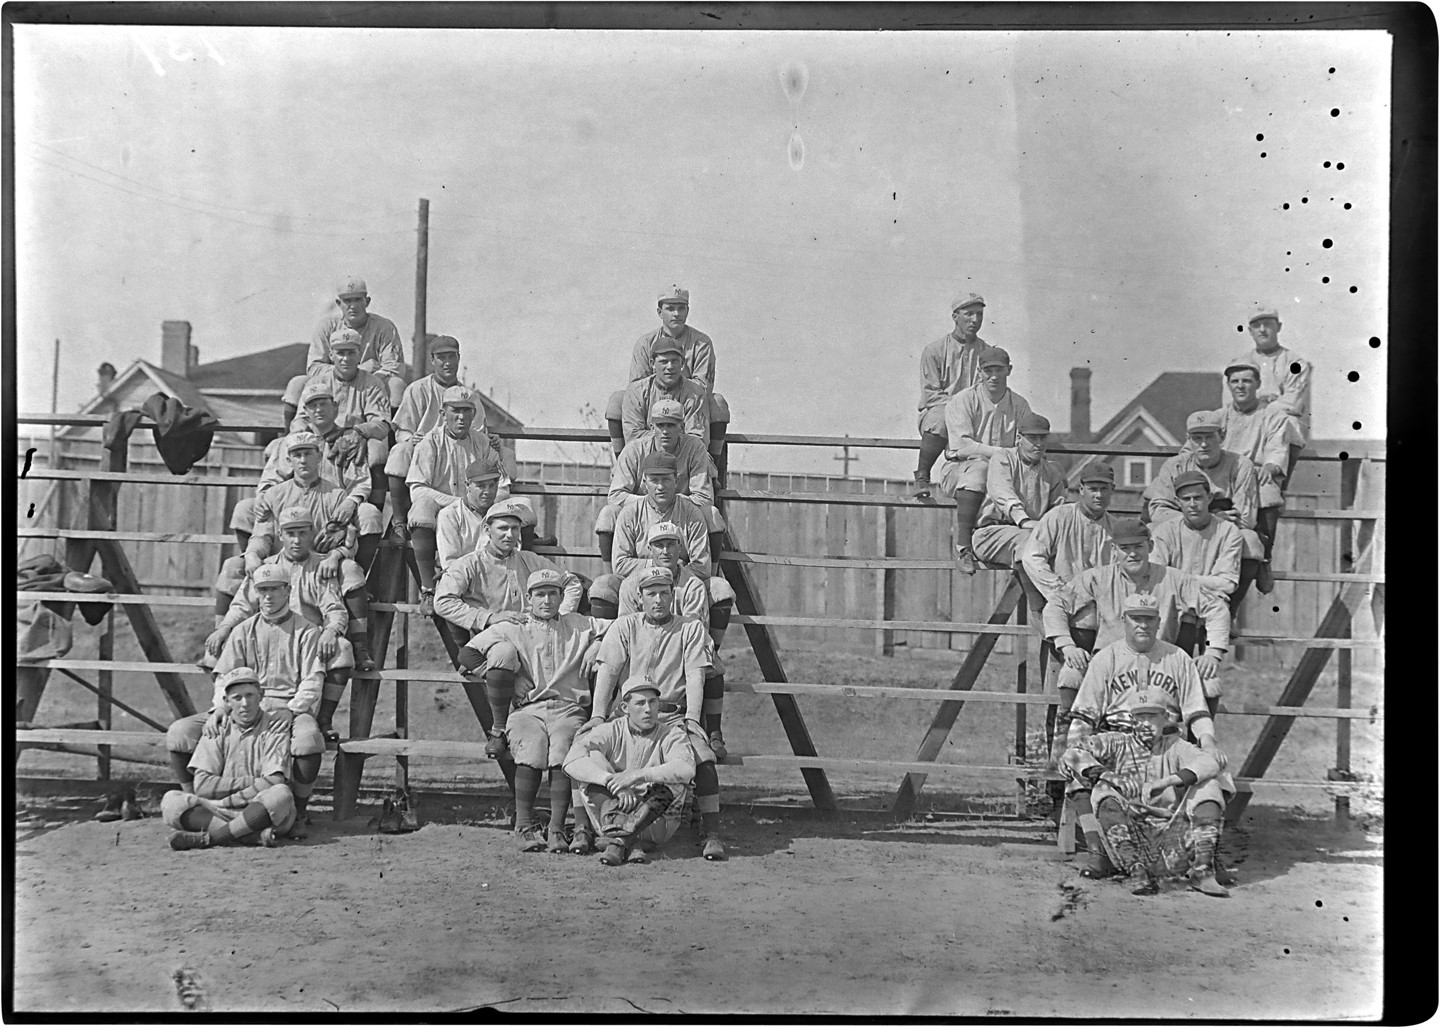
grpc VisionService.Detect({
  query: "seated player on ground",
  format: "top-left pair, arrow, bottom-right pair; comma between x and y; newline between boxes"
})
1216,357 -> 1299,594
207,506 -> 367,741
407,386 -> 511,607
162,668 -> 297,851
1149,470 -> 1245,642
913,291 -> 988,499
384,333 -> 463,539
1144,409 -> 1264,608
167,564 -> 327,832
936,345 -> 1034,575
598,398 -> 715,557
585,566 -> 726,861
1041,518 -> 1229,736
608,284 -> 731,485
970,411 -> 1064,609
456,569 -> 612,853
1061,687 -> 1233,897
285,274 -> 408,415
562,674 -> 698,866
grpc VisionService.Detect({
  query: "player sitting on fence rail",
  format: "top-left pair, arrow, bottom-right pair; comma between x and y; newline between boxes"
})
1149,470 -> 1246,646
912,291 -> 988,500
384,332 -> 463,539
286,274 -> 409,417
970,411 -> 1064,610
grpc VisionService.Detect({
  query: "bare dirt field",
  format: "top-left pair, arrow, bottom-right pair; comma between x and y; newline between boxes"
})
14,609 -> 1384,1016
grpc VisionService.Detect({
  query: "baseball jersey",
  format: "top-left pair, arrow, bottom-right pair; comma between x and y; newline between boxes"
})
1149,516 -> 1243,597
217,552 -> 349,636
393,374 -> 461,443
562,717 -> 697,791
977,447 -> 1065,528
309,311 -> 405,380
1144,449 -> 1260,530
406,424 -> 507,509
612,495 -> 712,581
189,712 -> 293,789
1019,502 -> 1120,605
436,500 -> 491,570
609,433 -> 714,509
433,547 -> 581,633
1042,562 -> 1231,654
942,385 -> 1034,461
1070,638 -> 1212,733
300,366 -> 391,433
259,425 -> 371,503
621,376 -> 710,448
628,325 -> 717,393
247,476 -> 362,559
917,332 -> 987,413
1228,344 -> 1312,445
1216,402 -> 1296,471
1063,730 -> 1223,815
468,612 -> 611,707
619,563 -> 710,619
595,613 -> 712,710
212,612 -> 325,714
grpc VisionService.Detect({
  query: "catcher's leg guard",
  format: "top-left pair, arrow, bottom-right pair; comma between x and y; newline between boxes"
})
1095,797 -> 1144,876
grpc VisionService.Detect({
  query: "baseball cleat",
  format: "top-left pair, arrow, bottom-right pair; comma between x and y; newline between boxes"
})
569,828 -> 595,855
258,827 -> 278,848
169,831 -> 212,851
953,547 -> 978,576
546,828 -> 570,854
514,826 -> 546,852
625,846 -> 650,864
1255,561 -> 1275,594
1130,873 -> 1159,896
911,475 -> 933,500
93,791 -> 124,823
708,732 -> 728,761
599,843 -> 627,866
484,730 -> 511,761
1215,862 -> 1239,887
1189,872 -> 1230,897
701,834 -> 727,861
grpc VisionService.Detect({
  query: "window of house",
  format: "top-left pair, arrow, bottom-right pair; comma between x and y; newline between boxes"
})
1125,458 -> 1150,487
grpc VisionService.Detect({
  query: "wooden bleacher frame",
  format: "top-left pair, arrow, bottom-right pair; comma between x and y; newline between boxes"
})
16,413 -> 1383,825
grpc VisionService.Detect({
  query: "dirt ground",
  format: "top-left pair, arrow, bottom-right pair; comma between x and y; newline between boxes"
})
14,611 -> 1385,1015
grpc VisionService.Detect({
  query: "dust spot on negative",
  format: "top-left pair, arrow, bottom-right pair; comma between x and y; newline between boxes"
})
1256,133 -> 1264,141
1290,362 -> 1302,373
1336,162 -> 1345,170
1271,606 -> 1280,613
1282,202 -> 1290,210
1346,371 -> 1358,382
1329,67 -> 1336,73
788,132 -> 805,170
1301,197 -> 1309,204
1338,451 -> 1349,460
779,62 -> 808,103
1283,948 -> 1291,955
1236,324 -> 1245,332
1322,276 -> 1330,284
1322,238 -> 1333,248
1260,152 -> 1267,158
1344,202 -> 1352,209
1352,421 -> 1362,431
1323,161 -> 1331,168
1368,337 -> 1380,348
1349,286 -> 1358,293
1331,108 -> 1340,117
1316,899 -> 1324,907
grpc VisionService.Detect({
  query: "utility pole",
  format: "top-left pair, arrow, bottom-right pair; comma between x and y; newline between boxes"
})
49,338 -> 60,470
834,434 -> 859,478
411,198 -> 430,378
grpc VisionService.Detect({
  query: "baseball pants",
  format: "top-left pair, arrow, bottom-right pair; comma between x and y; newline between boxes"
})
166,710 -> 327,758
505,699 -> 588,769
161,783 -> 297,833
937,455 -> 990,496
971,524 -> 1031,568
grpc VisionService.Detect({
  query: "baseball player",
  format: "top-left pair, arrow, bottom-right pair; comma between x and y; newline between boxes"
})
936,346 -> 1034,574
1229,302 -> 1313,453
602,397 -> 715,524
207,506 -> 369,740
384,333 -> 464,538
619,336 -> 711,454
284,275 -> 407,416
970,411 -> 1065,608
599,426 -> 721,567
602,453 -> 719,583
586,566 -> 726,860
912,291 -> 988,499
607,521 -> 732,758
456,568 -> 611,852
1061,687 -> 1232,897
289,328 -> 394,485
434,454 -> 506,572
562,674 -> 697,865
1020,459 -> 1121,620
162,668 -> 297,850
407,386 -> 511,603
607,284 -> 731,485
433,498 -> 583,747
166,564 -> 328,831
229,435 -> 284,549
1144,410 -> 1264,605
1217,357 -> 1299,594
1149,470 -> 1246,637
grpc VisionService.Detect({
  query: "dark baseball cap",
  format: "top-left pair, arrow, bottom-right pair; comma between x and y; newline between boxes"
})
1018,412 -> 1051,436
1078,461 -> 1115,485
1172,470 -> 1212,494
978,346 -> 1012,369
1111,517 -> 1151,544
639,452 -> 679,476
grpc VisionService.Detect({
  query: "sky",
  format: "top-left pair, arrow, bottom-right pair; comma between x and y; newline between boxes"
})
13,26 -> 1390,477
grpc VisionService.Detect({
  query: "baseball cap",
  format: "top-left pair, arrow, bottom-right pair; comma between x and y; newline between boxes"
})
427,334 -> 460,355
252,563 -> 291,588
1185,410 -> 1225,435
637,566 -> 675,590
950,291 -> 985,312
285,430 -> 323,453
639,452 -> 679,476
217,666 -> 261,693
1111,518 -> 1151,545
1018,412 -> 1051,436
650,336 -> 685,359
525,568 -> 567,593
1224,357 -> 1261,379
620,675 -> 663,700
464,454 -> 504,482
1078,461 -> 1115,485
1172,470 -> 1212,495
277,506 -> 314,530
1122,593 -> 1162,618
483,497 -> 530,526
441,385 -> 479,410
658,284 -> 690,305
336,275 -> 367,299
977,345 -> 1011,369
1125,686 -> 1180,720
298,380 -> 336,406
327,327 -> 362,352
505,496 -> 537,527
1247,303 -> 1280,324
646,521 -> 684,546
649,399 -> 685,425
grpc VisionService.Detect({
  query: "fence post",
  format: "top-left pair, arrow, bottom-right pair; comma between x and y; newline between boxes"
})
97,608 -> 114,780
874,506 -> 896,657
1333,456 -> 1361,823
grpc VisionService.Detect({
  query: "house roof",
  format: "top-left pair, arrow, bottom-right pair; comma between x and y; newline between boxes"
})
188,343 -> 310,391
1091,371 -> 1221,445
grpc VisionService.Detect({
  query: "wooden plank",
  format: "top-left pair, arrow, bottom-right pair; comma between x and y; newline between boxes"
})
718,524 -> 836,811
55,668 -> 169,732
893,577 -> 1024,815
1334,456 -> 1359,823
97,612 -> 115,779
17,728 -> 165,747
874,506 -> 896,656
18,528 -> 238,545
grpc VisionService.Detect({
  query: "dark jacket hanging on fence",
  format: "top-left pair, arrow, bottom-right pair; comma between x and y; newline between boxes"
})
103,392 -> 221,475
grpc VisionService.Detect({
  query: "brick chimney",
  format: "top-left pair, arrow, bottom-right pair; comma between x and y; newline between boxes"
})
161,321 -> 193,376
1069,367 -> 1092,442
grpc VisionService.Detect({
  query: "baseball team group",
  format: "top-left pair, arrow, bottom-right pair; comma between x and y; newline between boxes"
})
158,276 -> 1313,894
